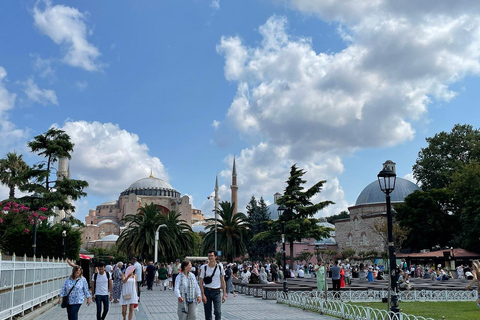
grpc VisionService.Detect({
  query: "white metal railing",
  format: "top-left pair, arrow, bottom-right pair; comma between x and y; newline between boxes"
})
277,291 -> 475,320
308,289 -> 476,302
0,252 -> 70,320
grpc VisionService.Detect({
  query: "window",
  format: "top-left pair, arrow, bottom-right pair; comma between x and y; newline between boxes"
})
347,234 -> 353,247
353,217 -> 359,229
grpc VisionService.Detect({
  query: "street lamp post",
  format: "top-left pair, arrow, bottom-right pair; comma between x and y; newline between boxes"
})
154,224 -> 167,263
377,160 -> 399,314
277,204 -> 288,293
28,192 -> 44,257
61,217 -> 69,260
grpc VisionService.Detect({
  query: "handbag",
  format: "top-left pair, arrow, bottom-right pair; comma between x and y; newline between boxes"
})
123,294 -> 132,300
61,279 -> 79,308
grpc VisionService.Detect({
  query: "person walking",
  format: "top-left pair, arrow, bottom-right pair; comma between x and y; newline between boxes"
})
121,266 -> 139,320
225,264 -> 236,296
158,263 -> 169,290
131,257 -> 143,301
113,262 -> 123,303
91,262 -> 113,320
168,262 -> 174,290
145,261 -> 156,290
340,265 -> 345,287
315,261 -> 326,291
199,250 -> 227,320
330,261 -> 341,292
172,259 -> 181,289
174,260 -> 202,319
58,266 -> 91,320
271,262 -> 278,282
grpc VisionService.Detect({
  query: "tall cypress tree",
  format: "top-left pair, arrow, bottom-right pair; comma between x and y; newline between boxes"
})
247,196 -> 276,261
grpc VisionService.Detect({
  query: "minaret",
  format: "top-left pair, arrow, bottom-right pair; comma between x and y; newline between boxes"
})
215,175 -> 220,220
230,156 -> 238,214
54,158 -> 69,223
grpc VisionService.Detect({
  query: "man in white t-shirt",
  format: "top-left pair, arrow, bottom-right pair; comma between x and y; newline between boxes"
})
199,250 -> 226,320
91,262 -> 112,320
131,257 -> 143,301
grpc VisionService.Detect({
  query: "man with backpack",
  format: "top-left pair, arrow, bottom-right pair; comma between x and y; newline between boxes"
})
199,250 -> 226,320
91,262 -> 113,320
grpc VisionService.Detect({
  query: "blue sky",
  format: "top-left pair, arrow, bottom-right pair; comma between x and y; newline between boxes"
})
1,0 -> 480,222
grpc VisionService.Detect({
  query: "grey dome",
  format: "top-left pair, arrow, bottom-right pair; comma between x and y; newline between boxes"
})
355,177 -> 420,206
120,176 -> 180,198
98,234 -> 119,242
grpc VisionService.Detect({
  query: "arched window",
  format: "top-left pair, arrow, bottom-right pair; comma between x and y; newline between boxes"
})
347,234 -> 353,247
353,217 -> 359,229
360,232 -> 367,245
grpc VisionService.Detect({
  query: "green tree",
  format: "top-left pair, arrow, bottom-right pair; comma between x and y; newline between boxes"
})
20,128 -> 88,216
340,248 -> 356,261
246,196 -> 277,261
413,124 -> 480,191
273,164 -> 334,267
202,201 -> 249,262
450,161 -> 480,251
395,189 -> 456,251
117,203 -> 195,261
0,152 -> 29,199
295,251 -> 313,265
326,210 -> 350,224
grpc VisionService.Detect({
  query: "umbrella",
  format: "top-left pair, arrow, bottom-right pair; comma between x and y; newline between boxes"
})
79,253 -> 92,260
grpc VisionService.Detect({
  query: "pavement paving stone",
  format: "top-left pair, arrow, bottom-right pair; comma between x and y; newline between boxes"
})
34,285 -> 336,320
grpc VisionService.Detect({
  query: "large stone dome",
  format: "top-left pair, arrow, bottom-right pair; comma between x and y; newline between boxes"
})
120,176 -> 180,198
355,177 -> 420,206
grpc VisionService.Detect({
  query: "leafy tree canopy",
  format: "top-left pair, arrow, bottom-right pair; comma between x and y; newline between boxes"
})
326,210 -> 350,224
413,124 -> 480,191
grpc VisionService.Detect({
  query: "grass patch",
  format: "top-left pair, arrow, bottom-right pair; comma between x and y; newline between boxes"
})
352,301 -> 479,320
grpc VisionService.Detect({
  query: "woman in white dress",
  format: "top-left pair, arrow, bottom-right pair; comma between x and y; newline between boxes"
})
120,265 -> 139,320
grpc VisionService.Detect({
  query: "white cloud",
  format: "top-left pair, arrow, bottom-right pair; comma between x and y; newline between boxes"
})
0,67 -> 29,154
215,5 -> 480,217
59,121 -> 169,200
210,0 -> 220,11
33,0 -> 102,71
30,54 -> 56,78
22,77 -> 58,106
74,81 -> 88,91
211,120 -> 220,129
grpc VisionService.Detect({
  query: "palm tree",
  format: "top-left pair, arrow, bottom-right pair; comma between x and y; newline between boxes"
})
117,203 -> 164,259
202,201 -> 249,262
161,210 -> 195,261
0,151 -> 29,199
117,203 -> 195,261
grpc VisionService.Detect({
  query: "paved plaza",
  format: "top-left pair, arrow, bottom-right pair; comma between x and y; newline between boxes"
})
31,285 -> 335,320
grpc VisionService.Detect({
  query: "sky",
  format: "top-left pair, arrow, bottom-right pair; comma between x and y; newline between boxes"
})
2,0 -> 480,223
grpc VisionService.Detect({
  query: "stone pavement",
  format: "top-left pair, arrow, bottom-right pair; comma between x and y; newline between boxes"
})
33,284 -> 336,320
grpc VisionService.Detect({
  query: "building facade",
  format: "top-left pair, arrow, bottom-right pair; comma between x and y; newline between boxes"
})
82,173 -> 193,249
335,178 -> 421,254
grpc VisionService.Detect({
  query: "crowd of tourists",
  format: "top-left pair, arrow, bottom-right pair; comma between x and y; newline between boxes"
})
56,255 -> 480,319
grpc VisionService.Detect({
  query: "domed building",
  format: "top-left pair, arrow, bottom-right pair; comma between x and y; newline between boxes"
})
82,173 -> 193,249
335,177 -> 420,253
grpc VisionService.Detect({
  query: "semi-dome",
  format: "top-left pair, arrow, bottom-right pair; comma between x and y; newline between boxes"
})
98,234 -> 119,242
120,175 -> 180,198
355,177 -> 420,206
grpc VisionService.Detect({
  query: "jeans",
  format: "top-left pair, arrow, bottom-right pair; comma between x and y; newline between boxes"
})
272,272 -> 278,281
332,279 -> 341,291
95,295 -> 109,320
147,279 -> 154,290
137,281 -> 142,297
172,273 -> 179,289
203,288 -> 221,320
66,304 -> 81,320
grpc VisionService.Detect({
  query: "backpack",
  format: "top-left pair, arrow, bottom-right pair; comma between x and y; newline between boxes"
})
94,272 -> 110,282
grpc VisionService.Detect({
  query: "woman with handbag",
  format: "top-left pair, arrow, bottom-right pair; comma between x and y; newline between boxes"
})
174,260 -> 201,320
121,265 -> 139,320
58,266 -> 91,320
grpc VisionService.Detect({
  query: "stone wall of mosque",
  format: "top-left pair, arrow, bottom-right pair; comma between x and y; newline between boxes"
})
335,203 -> 388,254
